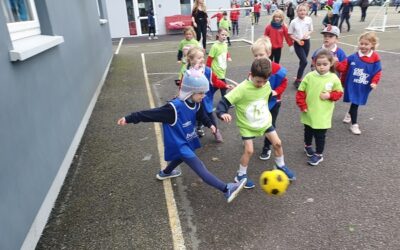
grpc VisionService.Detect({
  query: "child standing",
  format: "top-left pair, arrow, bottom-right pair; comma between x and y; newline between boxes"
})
309,0 -> 318,16
311,25 -> 346,71
206,28 -> 232,98
336,32 -> 382,135
253,1 -> 262,24
250,37 -> 289,162
230,4 -> 240,36
177,27 -> 201,82
185,47 -> 233,141
263,9 -> 293,64
289,3 -> 314,88
217,58 -> 296,189
296,49 -> 343,166
219,11 -> 232,46
117,69 -> 246,203
286,2 -> 295,24
147,10 -> 157,40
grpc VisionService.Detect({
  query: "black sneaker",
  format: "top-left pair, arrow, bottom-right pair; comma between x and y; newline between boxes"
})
259,148 -> 271,160
293,79 -> 301,88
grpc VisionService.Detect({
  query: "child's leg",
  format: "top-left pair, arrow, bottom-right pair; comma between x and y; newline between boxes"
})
294,41 -> 310,81
304,124 -> 313,147
314,129 -> 327,155
162,159 -> 183,174
349,103 -> 359,124
240,139 -> 254,168
274,48 -> 282,64
227,36 -> 231,45
182,156 -> 226,192
262,103 -> 280,151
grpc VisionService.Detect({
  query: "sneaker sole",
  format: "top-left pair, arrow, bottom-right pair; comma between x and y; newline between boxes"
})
227,178 -> 247,203
259,155 -> 271,160
234,176 -> 255,189
156,172 -> 182,180
307,158 -> 324,166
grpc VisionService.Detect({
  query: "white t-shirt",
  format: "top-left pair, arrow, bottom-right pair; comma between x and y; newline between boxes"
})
288,16 -> 313,40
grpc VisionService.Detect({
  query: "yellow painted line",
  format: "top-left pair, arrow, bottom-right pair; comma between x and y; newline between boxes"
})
141,53 -> 186,250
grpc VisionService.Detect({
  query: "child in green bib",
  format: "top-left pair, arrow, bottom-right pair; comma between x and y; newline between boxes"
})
217,58 -> 296,189
296,49 -> 343,166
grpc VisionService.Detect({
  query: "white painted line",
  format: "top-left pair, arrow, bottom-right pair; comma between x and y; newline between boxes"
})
144,50 -> 176,55
338,41 -> 400,55
141,53 -> 186,250
115,38 -> 124,55
226,78 -> 239,86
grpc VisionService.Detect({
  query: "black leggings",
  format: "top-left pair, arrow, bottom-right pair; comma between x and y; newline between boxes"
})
232,21 -> 239,35
163,156 -> 226,192
361,7 -> 368,21
349,103 -> 359,124
195,20 -> 208,49
304,125 -> 327,155
294,39 -> 310,80
339,13 -> 351,31
263,102 -> 281,150
269,48 -> 282,63
148,26 -> 155,36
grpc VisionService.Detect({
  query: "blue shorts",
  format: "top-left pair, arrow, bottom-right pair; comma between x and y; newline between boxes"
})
241,126 -> 276,140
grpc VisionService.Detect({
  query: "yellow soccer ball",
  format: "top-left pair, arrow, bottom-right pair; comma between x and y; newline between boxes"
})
259,169 -> 289,196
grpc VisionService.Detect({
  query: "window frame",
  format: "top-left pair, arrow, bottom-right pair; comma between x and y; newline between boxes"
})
4,0 -> 41,41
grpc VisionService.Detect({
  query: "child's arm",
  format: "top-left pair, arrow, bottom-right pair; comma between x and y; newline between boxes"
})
370,70 -> 382,89
264,25 -> 270,37
211,72 -> 232,89
327,90 -> 343,101
117,103 -> 175,125
216,97 -> 233,122
227,52 -> 232,62
335,58 -> 349,73
206,56 -> 214,67
283,26 -> 294,47
273,77 -> 288,97
296,90 -> 308,112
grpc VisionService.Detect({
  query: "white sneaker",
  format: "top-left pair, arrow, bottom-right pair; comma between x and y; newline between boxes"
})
148,37 -> 152,40
350,124 -> 361,135
343,113 -> 351,124
153,36 -> 158,40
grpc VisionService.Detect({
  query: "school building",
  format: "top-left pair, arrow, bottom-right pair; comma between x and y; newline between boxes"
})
105,0 -> 231,38
0,0 -> 112,249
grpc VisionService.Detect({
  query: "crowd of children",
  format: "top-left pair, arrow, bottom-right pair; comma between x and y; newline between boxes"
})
118,3 -> 383,203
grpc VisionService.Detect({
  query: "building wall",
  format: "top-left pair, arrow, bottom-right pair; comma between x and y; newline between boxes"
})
0,0 -> 112,249
106,0 -> 230,38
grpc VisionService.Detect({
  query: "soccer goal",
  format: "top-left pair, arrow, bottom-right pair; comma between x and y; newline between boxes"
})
207,7 -> 255,45
366,0 -> 400,32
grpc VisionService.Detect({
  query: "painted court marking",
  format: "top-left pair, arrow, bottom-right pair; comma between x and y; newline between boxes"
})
141,53 -> 186,250
115,38 -> 124,55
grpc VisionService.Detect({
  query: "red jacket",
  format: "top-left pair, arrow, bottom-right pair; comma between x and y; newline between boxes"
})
211,12 -> 223,22
230,10 -> 240,21
254,3 -> 262,13
264,24 -> 293,49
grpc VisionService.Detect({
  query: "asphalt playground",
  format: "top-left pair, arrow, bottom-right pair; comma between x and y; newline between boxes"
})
37,6 -> 400,250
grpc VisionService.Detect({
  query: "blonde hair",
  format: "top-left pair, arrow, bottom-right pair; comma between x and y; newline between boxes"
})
271,9 -> 285,22
186,47 -> 204,66
359,31 -> 379,50
183,26 -> 196,37
296,3 -> 309,12
251,37 -> 272,55
193,0 -> 207,13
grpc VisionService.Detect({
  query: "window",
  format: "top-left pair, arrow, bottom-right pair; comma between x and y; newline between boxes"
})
96,0 -> 108,24
1,0 -> 40,41
180,0 -> 192,15
1,0 -> 64,61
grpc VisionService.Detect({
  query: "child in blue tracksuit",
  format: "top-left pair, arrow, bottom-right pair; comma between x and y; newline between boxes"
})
147,10 -> 157,40
117,69 -> 246,203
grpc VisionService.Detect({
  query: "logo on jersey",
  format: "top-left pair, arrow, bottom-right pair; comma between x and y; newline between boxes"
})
245,99 -> 270,129
352,68 -> 370,85
182,121 -> 192,128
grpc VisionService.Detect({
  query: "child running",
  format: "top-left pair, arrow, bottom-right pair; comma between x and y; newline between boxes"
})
217,58 -> 296,189
296,49 -> 343,166
263,9 -> 293,64
336,31 -> 382,135
185,46 -> 233,141
311,25 -> 346,71
206,27 -> 232,98
288,3 -> 314,88
219,11 -> 232,46
250,37 -> 289,162
117,69 -> 246,203
176,27 -> 201,84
